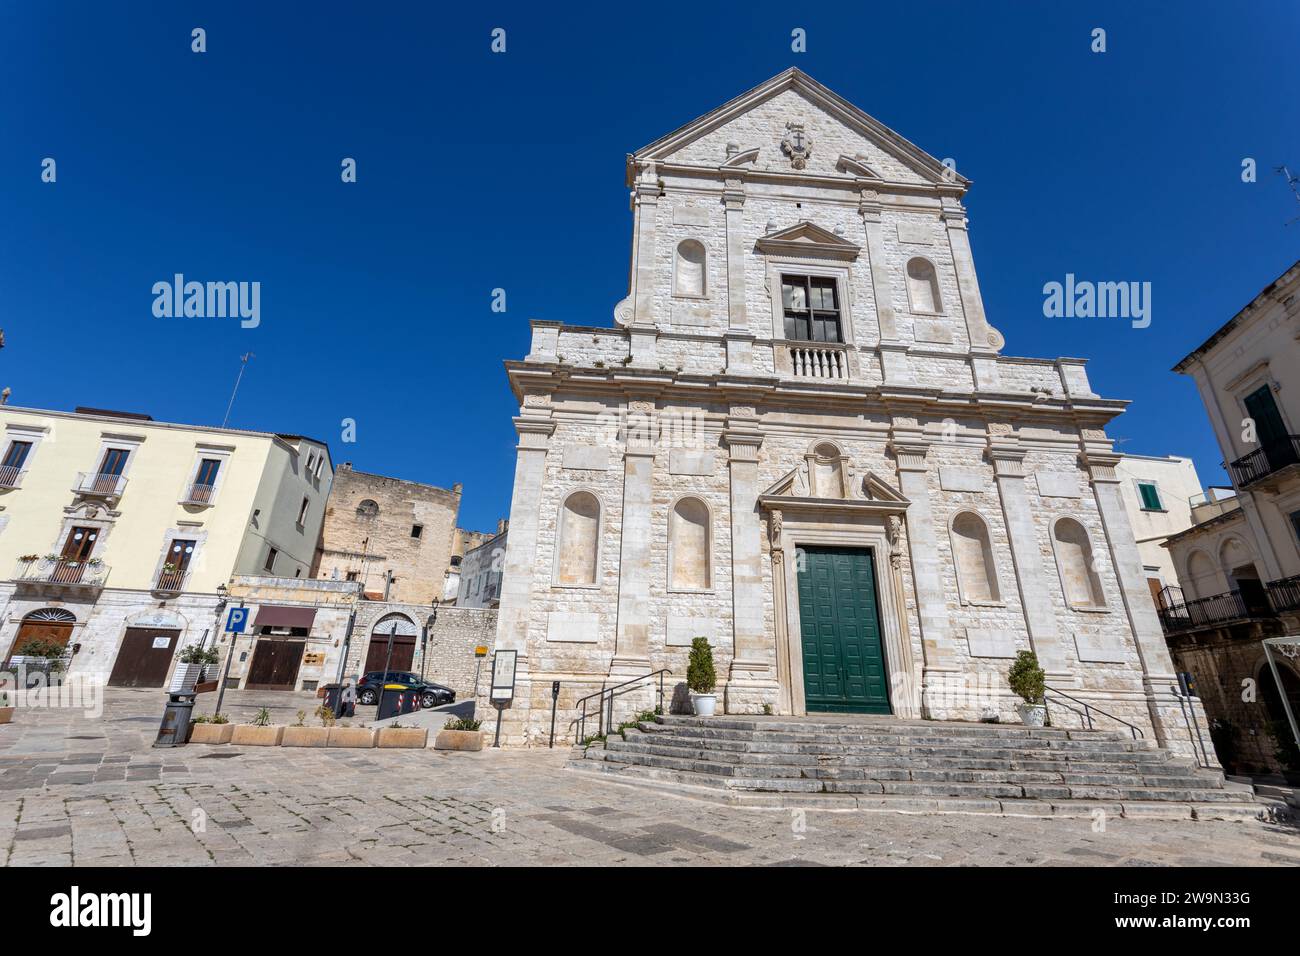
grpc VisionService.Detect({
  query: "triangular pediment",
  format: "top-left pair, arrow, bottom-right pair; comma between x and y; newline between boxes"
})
632,68 -> 964,187
755,221 -> 860,261
759,467 -> 909,509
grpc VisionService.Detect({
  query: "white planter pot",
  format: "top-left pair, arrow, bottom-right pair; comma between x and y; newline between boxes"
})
691,693 -> 717,717
1016,702 -> 1047,728
169,663 -> 204,694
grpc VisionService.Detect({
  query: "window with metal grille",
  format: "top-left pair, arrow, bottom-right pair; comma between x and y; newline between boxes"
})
781,274 -> 842,343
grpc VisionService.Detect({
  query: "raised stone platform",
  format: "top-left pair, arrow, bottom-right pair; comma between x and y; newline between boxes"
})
566,714 -> 1260,820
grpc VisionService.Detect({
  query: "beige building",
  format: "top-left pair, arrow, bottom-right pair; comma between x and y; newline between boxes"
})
456,520 -> 508,609
486,68 -> 1211,757
1114,453 -> 1204,607
1161,260 -> 1300,775
0,405 -> 331,686
311,465 -> 461,606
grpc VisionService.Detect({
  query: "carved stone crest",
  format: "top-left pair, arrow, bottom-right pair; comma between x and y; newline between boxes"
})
887,515 -> 903,570
781,122 -> 812,170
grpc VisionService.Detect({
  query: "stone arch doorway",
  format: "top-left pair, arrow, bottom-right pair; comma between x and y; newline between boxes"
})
5,608 -> 77,666
364,613 -> 418,673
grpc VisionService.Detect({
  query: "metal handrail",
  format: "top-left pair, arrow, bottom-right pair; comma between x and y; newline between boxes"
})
1042,685 -> 1144,740
1170,684 -> 1212,768
574,669 -> 672,744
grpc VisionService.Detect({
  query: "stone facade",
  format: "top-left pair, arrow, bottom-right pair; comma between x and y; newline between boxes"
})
486,69 -> 1212,758
311,464 -> 461,606
1160,260 -> 1300,775
456,522 -> 507,608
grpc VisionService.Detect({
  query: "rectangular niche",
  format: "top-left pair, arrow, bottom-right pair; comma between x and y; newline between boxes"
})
562,446 -> 609,471
673,205 -> 710,227
897,221 -> 935,245
1036,472 -> 1080,498
546,611 -> 600,644
1072,630 -> 1127,664
939,467 -> 987,493
667,616 -> 715,647
670,302 -> 714,327
964,627 -> 1017,659
669,450 -> 715,476
914,319 -> 953,344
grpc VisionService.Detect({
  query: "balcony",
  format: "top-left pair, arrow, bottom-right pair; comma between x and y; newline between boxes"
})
1157,588 -> 1273,635
12,557 -> 110,590
1267,574 -> 1300,614
180,482 -> 216,506
1228,436 -> 1300,489
73,471 -> 128,500
153,567 -> 190,595
0,465 -> 24,490
781,342 -> 850,381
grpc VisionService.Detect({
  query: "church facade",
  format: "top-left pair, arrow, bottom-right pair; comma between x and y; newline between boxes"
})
488,68 -> 1210,756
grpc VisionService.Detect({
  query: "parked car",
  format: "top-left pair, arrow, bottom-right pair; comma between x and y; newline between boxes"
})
355,671 -> 455,709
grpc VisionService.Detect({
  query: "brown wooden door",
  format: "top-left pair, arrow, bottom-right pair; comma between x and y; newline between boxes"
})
363,635 -> 415,674
5,622 -> 73,666
55,526 -> 98,583
245,639 -> 305,689
108,628 -> 180,687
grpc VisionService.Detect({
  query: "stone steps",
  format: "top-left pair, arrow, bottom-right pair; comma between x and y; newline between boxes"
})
565,714 -> 1258,819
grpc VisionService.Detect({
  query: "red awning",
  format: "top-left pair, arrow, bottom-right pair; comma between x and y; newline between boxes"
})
252,605 -> 318,629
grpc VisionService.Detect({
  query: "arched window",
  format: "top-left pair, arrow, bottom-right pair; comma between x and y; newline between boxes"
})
674,240 -> 706,297
811,442 -> 845,498
356,499 -> 379,518
669,497 -> 711,590
1052,517 -> 1105,608
556,491 -> 600,586
905,258 -> 942,314
950,512 -> 1000,603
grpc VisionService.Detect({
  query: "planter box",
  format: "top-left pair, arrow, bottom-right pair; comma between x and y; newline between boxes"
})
327,727 -> 376,748
0,707 -> 13,725
435,729 -> 484,752
230,725 -> 284,747
189,722 -> 233,744
377,727 -> 428,749
281,726 -> 331,748
169,663 -> 205,694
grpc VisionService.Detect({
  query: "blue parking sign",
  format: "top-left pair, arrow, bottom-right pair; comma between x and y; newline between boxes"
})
225,606 -> 249,634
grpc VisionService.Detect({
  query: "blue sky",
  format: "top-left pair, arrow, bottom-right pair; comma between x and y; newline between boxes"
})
2,1 -> 1297,530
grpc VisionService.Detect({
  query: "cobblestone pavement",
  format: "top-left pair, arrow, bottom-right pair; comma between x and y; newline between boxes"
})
1,689 -> 1298,867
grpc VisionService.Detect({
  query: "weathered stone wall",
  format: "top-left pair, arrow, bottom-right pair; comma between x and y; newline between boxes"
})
312,465 -> 461,606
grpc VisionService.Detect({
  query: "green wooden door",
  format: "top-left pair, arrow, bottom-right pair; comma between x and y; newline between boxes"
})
796,547 -> 890,714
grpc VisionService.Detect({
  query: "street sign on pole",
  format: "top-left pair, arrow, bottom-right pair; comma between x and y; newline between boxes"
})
225,606 -> 249,634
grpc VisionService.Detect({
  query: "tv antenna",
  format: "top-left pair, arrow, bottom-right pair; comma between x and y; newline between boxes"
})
221,352 -> 255,428
1278,165 -> 1300,226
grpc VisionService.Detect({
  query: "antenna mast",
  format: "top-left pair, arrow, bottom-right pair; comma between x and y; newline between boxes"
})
222,352 -> 254,428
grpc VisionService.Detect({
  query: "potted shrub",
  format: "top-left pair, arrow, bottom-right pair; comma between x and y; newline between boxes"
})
189,713 -> 232,744
377,720 -> 429,749
1007,650 -> 1047,727
0,691 -> 13,725
435,716 -> 484,752
230,708 -> 283,746
686,637 -> 718,717
170,644 -> 219,693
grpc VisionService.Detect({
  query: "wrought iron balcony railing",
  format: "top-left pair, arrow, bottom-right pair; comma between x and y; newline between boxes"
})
1228,436 -> 1300,487
153,568 -> 190,593
181,482 -> 216,505
1266,574 -> 1300,614
12,558 -> 110,588
1156,588 -> 1273,636
0,465 -> 24,489
73,471 -> 128,498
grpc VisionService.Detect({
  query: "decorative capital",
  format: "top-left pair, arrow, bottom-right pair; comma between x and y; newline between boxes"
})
889,440 -> 930,472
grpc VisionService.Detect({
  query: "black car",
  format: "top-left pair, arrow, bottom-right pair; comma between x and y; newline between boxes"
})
355,671 -> 455,709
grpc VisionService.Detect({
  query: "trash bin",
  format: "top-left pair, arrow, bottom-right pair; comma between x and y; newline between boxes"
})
376,684 -> 423,721
154,693 -> 196,748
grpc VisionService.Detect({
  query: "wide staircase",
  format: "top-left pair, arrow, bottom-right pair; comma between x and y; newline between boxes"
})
566,714 -> 1260,820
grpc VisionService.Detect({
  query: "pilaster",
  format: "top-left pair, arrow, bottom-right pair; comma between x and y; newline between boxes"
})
722,408 -> 773,699
987,435 -> 1069,674
941,198 -> 999,355
859,191 -> 899,345
723,178 -> 748,332
611,399 -> 657,674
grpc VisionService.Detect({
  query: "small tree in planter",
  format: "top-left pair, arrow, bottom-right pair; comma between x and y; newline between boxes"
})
171,644 -> 219,693
1007,650 -> 1047,727
687,638 -> 718,717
